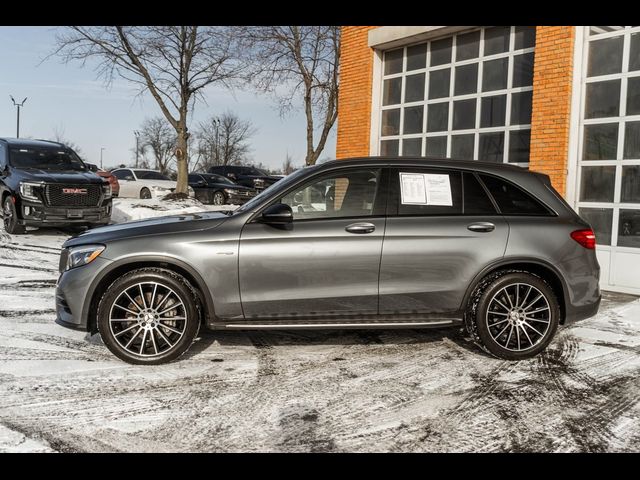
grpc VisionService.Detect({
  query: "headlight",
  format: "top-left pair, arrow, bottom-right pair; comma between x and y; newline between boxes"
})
65,245 -> 105,271
19,182 -> 43,202
102,183 -> 112,198
223,188 -> 235,194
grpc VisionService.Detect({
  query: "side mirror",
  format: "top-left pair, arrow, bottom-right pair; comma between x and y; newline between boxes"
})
197,180 -> 207,186
227,173 -> 237,180
124,176 -> 134,181
260,203 -> 293,226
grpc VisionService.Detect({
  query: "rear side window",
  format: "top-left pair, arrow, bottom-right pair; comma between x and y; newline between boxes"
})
463,172 -> 497,214
479,174 -> 551,216
395,169 -> 462,215
112,169 -> 133,180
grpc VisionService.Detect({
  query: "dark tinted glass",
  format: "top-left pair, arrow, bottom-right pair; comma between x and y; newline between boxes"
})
403,106 -> 424,134
381,140 -> 399,156
579,166 -> 616,202
456,31 -> 480,60
188,174 -> 202,182
425,137 -> 447,157
508,130 -> 531,163
484,26 -> 511,55
383,78 -> 402,106
618,209 -> 640,248
480,174 -> 551,215
384,49 -> 403,75
454,63 -> 478,95
630,33 -> 640,71
512,53 -> 534,87
588,36 -> 624,77
621,165 -> 640,203
402,138 -> 422,156
511,91 -> 533,125
585,80 -> 621,118
514,26 -> 536,50
464,172 -> 497,214
428,68 -> 451,99
479,132 -> 505,163
405,73 -> 425,102
482,57 -> 509,92
427,102 -> 449,132
381,109 -> 401,136
579,207 -> 612,245
480,95 -> 506,128
583,124 -> 618,160
627,77 -> 640,115
397,169 -> 462,215
430,38 -> 452,66
624,121 -> 640,159
453,99 -> 476,130
451,134 -> 474,160
406,44 -> 427,71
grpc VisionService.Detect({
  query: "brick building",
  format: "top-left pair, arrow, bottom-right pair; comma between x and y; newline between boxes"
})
336,26 -> 640,295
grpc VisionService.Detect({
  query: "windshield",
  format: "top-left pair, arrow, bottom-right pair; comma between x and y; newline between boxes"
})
135,170 -> 171,181
9,147 -> 87,171
233,166 -> 314,214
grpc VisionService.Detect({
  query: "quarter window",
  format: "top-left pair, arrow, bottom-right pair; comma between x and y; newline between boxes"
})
379,26 -> 535,166
479,174 -> 551,216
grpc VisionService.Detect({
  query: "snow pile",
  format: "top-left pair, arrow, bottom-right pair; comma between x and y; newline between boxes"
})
111,197 -> 238,224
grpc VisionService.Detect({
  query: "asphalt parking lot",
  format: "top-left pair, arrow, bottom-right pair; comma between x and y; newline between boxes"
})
0,228 -> 639,452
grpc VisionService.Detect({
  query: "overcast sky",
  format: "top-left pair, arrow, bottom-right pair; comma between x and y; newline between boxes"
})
0,26 -> 336,171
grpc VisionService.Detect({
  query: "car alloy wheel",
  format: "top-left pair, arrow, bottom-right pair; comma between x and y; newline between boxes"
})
3,197 -> 25,234
213,191 -> 225,205
485,282 -> 552,352
140,188 -> 152,199
108,281 -> 188,358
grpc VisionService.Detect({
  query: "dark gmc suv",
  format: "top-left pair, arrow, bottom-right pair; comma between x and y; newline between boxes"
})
208,165 -> 281,191
0,138 -> 112,234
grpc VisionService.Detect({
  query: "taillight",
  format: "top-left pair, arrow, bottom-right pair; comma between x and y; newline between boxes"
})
571,229 -> 596,249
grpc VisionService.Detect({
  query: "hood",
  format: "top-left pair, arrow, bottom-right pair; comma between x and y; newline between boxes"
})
14,168 -> 106,184
63,211 -> 229,248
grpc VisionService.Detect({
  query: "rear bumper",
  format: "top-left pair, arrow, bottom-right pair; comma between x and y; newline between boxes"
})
18,199 -> 112,227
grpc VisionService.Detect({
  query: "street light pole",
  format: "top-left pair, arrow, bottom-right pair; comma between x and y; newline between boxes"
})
10,96 -> 28,138
100,147 -> 106,169
134,130 -> 141,168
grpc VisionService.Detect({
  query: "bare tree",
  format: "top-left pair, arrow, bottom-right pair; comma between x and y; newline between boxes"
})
51,124 -> 84,157
138,117 -> 176,175
282,152 -> 296,175
52,26 -> 243,193
194,111 -> 256,171
237,26 -> 340,166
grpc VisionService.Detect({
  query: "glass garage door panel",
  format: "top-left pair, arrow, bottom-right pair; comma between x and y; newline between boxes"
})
577,26 -> 640,294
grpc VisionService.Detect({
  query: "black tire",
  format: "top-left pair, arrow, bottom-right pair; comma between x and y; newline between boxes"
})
467,270 -> 560,360
140,188 -> 152,199
212,190 -> 226,205
2,196 -> 26,234
97,268 -> 201,365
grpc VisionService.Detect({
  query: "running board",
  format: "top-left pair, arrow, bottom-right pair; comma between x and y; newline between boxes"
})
218,320 -> 461,330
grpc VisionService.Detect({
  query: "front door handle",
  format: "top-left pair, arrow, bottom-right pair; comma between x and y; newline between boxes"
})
467,222 -> 495,233
345,222 -> 376,234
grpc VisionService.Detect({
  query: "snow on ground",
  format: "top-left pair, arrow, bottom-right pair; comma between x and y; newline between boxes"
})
111,197 -> 238,223
0,205 -> 639,452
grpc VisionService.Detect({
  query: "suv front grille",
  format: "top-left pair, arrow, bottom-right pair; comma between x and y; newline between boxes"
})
45,184 -> 101,207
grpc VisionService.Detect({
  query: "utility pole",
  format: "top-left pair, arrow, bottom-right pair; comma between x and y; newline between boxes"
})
134,130 -> 141,168
10,96 -> 27,138
100,147 -> 106,169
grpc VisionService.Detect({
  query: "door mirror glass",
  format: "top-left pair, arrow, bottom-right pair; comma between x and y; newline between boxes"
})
261,203 -> 293,226
124,175 -> 134,181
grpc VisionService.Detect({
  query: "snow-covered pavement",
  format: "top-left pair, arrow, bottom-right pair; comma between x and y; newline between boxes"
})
0,204 -> 639,452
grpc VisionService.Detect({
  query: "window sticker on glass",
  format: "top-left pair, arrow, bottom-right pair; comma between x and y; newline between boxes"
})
400,172 -> 453,206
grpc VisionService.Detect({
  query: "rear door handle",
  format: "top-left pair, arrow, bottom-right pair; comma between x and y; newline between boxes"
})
345,222 -> 376,234
467,222 -> 495,233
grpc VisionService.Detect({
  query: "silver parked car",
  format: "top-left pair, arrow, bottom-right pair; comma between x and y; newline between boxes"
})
55,158 -> 601,364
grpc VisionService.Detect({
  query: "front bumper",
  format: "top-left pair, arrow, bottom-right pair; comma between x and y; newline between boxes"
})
18,199 -> 112,227
55,256 -> 112,331
227,192 -> 256,205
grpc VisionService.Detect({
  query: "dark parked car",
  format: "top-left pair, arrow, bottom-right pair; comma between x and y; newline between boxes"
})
188,173 -> 257,205
0,138 -> 112,234
208,165 -> 281,191
86,163 -> 120,197
55,157 -> 601,364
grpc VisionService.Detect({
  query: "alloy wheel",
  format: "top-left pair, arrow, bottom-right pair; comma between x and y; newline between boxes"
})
108,282 -> 188,358
3,199 -> 12,230
485,282 -> 551,352
213,192 -> 225,205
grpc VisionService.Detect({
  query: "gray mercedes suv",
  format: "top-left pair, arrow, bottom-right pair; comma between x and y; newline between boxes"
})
55,157 -> 601,364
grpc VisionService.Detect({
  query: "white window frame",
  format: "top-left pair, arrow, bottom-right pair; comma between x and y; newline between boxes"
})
574,26 -> 640,252
370,26 -> 535,167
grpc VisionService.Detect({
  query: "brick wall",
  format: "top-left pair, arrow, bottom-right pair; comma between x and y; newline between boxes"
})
336,26 -> 377,159
529,26 -> 576,196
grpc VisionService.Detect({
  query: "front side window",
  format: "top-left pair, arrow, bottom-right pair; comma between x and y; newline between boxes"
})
379,26 -> 535,165
278,169 -> 381,221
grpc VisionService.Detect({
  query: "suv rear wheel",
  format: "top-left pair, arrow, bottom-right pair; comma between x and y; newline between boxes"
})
2,196 -> 26,234
468,271 -> 560,360
97,268 -> 200,365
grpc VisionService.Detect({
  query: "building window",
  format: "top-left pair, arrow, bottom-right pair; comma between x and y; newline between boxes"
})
578,26 -> 640,248
378,26 -> 536,166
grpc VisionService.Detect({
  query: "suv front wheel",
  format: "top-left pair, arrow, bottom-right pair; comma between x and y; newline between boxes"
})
468,271 -> 560,360
97,268 -> 201,364
2,196 -> 26,234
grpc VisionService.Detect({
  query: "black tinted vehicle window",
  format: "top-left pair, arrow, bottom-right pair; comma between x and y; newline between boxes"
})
135,170 -> 171,181
479,174 -> 551,215
188,174 -> 202,183
0,145 -> 6,168
464,172 -> 497,214
207,174 -> 232,185
396,169 -> 462,215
